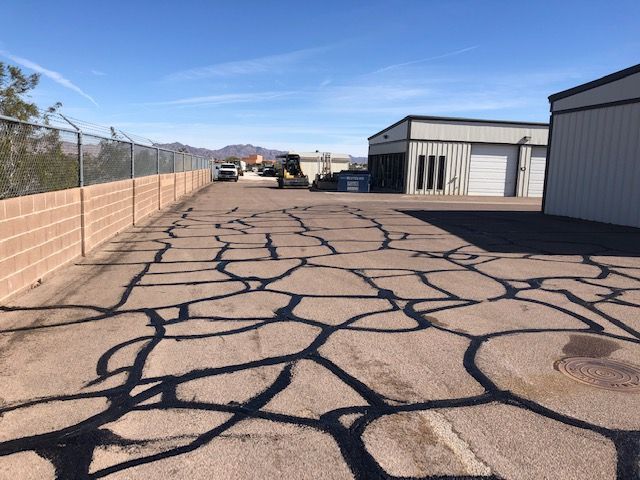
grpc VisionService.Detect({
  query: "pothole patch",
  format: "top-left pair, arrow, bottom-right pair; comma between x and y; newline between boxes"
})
555,357 -> 640,392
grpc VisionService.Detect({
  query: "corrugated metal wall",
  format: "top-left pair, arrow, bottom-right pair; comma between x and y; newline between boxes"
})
516,145 -> 532,197
527,146 -> 547,197
410,120 -> 548,146
406,141 -> 544,197
544,103 -> 640,227
406,141 -> 471,195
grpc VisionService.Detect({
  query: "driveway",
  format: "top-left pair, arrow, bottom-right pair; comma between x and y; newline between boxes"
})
1,178 -> 639,479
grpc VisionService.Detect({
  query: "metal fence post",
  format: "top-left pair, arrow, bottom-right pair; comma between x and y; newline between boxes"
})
78,132 -> 84,187
156,147 -> 161,210
59,114 -> 83,187
173,151 -> 177,201
119,131 -> 136,179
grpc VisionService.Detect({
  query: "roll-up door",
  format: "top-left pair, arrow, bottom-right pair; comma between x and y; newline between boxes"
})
468,144 -> 519,196
528,146 -> 547,197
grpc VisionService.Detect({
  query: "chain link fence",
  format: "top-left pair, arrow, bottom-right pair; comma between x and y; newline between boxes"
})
134,145 -> 157,178
159,149 -> 174,174
83,134 -> 132,186
0,115 -> 210,199
175,153 -> 185,172
0,120 -> 79,198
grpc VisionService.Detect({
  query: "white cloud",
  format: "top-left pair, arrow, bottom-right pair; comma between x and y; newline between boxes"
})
304,63 -> 586,122
371,46 -> 479,74
327,85 -> 431,104
90,69 -> 106,76
165,46 -> 329,81
0,49 -> 98,106
144,91 -> 297,107
80,63 -> 577,157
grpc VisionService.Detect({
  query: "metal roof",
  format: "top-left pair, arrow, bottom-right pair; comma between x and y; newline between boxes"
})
368,115 -> 548,140
548,63 -> 640,102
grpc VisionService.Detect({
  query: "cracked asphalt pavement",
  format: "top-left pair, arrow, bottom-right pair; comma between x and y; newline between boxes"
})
1,176 -> 639,479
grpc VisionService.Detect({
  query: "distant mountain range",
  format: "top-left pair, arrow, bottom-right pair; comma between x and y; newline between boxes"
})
155,142 -> 285,160
156,142 -> 367,164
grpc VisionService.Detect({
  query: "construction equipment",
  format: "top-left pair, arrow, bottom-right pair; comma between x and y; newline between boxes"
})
317,152 -> 332,178
275,154 -> 310,188
312,152 -> 337,190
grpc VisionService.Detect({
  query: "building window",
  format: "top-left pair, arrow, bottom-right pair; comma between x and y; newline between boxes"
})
426,155 -> 436,190
417,155 -> 426,190
437,156 -> 446,190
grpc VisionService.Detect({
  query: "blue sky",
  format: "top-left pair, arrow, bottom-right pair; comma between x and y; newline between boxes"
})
2,0 -> 639,155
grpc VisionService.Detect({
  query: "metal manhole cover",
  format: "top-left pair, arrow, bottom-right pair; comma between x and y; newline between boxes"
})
555,357 -> 640,392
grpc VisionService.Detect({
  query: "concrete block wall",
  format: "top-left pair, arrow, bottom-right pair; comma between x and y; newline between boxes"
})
133,175 -> 159,224
186,171 -> 194,193
159,173 -> 176,208
0,189 -> 82,301
0,169 -> 210,302
82,179 -> 134,253
175,172 -> 186,199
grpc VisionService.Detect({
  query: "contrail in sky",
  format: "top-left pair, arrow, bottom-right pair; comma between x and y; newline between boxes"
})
0,49 -> 99,107
372,45 -> 479,74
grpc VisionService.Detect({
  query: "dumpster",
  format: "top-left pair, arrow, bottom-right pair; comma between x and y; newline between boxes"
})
337,172 -> 370,193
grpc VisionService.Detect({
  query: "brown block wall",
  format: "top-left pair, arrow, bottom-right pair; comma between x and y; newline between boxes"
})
159,173 -> 175,208
0,170 -> 211,302
82,179 -> 134,252
133,175 -> 159,224
175,172 -> 186,199
186,171 -> 194,193
0,189 -> 82,301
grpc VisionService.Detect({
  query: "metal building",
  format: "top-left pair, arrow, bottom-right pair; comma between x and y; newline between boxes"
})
367,116 -> 549,196
544,64 -> 640,227
288,152 -> 351,178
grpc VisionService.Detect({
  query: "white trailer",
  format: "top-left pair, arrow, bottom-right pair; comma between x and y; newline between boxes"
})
285,152 -> 350,179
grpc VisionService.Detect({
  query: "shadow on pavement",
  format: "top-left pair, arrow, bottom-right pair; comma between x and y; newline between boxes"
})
403,209 -> 640,256
0,199 -> 638,479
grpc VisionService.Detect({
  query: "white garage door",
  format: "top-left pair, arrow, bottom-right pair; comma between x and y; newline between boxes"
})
468,144 -> 519,196
528,147 -> 547,197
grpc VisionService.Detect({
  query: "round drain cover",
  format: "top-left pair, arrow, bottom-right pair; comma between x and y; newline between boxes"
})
555,357 -> 640,392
